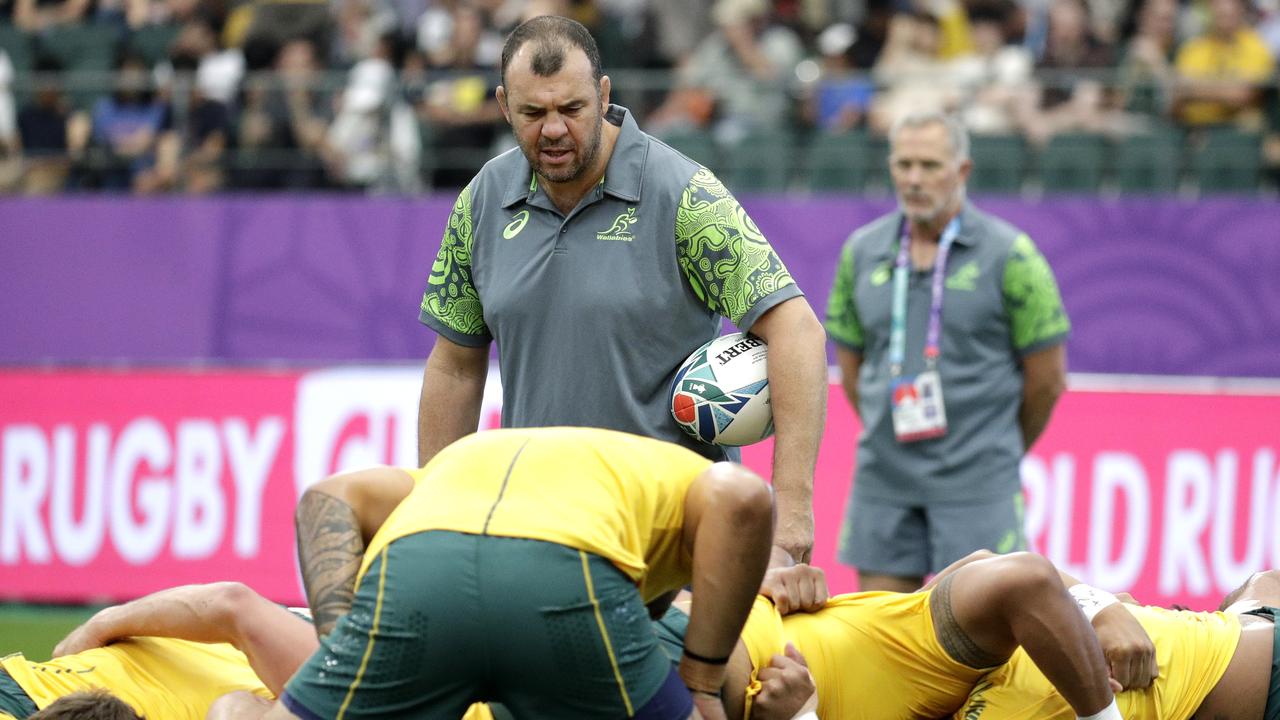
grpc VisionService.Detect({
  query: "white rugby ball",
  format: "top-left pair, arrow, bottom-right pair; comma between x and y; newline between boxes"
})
670,332 -> 773,447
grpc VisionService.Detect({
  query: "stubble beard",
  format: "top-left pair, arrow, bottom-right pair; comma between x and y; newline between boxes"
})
521,110 -> 604,185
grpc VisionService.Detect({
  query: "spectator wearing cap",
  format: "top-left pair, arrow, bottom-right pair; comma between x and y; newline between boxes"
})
805,22 -> 875,134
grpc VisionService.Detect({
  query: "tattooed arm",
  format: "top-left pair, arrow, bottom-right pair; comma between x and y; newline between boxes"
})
295,468 -> 416,638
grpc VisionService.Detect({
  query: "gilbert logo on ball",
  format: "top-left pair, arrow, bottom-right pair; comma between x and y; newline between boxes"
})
670,332 -> 774,446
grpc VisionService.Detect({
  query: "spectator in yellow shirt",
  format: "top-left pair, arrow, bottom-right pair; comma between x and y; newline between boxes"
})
1174,0 -> 1276,126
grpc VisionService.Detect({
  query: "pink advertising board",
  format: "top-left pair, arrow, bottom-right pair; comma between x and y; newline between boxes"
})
2,369 -> 1277,610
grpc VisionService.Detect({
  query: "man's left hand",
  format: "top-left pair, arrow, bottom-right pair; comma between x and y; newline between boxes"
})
1093,603 -> 1158,690
751,644 -> 818,720
53,616 -> 109,657
760,565 -> 828,615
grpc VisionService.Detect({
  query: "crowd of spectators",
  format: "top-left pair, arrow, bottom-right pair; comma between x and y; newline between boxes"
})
0,0 -> 1276,194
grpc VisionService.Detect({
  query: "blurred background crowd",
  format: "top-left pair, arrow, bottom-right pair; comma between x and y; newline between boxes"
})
0,0 -> 1275,194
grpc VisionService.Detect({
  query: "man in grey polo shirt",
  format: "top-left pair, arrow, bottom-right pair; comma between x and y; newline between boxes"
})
416,16 -> 827,563
825,111 -> 1070,592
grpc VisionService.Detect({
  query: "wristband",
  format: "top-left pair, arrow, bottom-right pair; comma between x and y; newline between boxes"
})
1076,697 -> 1122,720
683,647 -> 732,665
795,712 -> 820,720
1068,583 -> 1119,622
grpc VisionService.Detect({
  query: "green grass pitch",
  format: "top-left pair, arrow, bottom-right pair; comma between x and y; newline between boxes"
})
0,604 -> 101,661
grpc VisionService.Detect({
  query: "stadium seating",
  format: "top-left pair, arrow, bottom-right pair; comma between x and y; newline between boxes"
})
1039,132 -> 1108,193
0,24 -> 33,76
1114,125 -> 1182,194
126,24 -> 181,67
724,131 -> 794,192
660,129 -> 721,176
1192,128 -> 1262,194
803,131 -> 874,192
36,24 -> 120,109
967,133 -> 1026,194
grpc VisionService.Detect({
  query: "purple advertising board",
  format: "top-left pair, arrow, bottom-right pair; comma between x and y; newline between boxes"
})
3,196 -> 1278,376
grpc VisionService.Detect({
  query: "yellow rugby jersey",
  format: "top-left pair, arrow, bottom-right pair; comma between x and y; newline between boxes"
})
782,591 -> 986,719
954,605 -> 1241,720
1,637 -> 272,719
360,428 -> 714,602
738,596 -> 788,719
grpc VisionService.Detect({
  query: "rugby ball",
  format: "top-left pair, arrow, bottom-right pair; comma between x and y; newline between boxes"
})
670,332 -> 773,446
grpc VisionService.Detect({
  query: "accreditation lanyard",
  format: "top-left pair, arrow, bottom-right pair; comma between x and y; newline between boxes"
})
888,216 -> 961,377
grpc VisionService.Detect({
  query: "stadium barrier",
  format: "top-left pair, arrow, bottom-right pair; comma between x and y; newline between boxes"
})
2,367 -> 1277,611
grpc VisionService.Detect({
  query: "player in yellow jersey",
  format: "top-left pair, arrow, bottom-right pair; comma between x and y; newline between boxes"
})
213,427 -> 774,720
714,559 -> 1279,720
658,552 -> 1128,720
18,582 -> 504,720
951,568 -> 1280,720
0,582 -> 286,720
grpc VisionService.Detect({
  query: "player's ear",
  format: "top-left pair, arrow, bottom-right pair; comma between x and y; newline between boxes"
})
598,75 -> 610,110
496,86 -> 510,122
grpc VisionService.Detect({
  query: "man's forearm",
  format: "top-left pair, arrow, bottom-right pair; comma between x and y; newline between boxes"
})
765,316 -> 827,560
295,490 -> 365,638
417,348 -> 488,466
1019,386 -> 1061,451
68,583 -> 243,648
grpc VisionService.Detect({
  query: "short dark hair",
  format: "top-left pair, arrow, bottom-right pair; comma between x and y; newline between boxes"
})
29,690 -> 143,720
500,16 -> 603,89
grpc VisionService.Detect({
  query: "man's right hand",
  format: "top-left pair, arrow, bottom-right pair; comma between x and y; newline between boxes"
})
690,690 -> 728,720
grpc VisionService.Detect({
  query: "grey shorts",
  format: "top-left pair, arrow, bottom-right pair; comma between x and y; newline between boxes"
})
838,492 -> 1026,578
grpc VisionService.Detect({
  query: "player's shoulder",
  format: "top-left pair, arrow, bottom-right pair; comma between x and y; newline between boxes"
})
642,133 -> 713,195
961,204 -> 1029,257
463,146 -> 530,209
845,212 -> 899,255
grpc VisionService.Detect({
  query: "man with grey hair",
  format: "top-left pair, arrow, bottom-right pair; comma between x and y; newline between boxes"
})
825,110 -> 1071,593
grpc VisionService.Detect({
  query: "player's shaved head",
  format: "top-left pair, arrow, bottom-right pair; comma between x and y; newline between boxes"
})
500,15 -> 603,90
29,690 -> 142,720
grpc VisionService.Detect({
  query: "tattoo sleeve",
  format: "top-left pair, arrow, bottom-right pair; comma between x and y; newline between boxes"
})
929,573 -> 1007,669
295,491 -> 365,638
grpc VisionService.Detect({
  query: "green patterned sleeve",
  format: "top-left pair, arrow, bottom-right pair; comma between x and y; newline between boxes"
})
824,240 -> 864,351
1002,233 -> 1070,354
674,168 -> 800,328
419,185 -> 491,345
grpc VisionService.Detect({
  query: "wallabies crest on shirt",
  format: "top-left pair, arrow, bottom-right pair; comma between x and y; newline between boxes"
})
597,208 -> 638,242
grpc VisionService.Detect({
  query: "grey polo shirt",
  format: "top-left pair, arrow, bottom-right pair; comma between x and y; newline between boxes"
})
825,203 -> 1070,503
420,105 -> 803,460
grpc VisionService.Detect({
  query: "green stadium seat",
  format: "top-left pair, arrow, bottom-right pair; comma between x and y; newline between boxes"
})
37,24 -> 121,109
0,24 -> 34,76
0,24 -> 34,104
804,131 -> 873,192
1039,132 -> 1107,193
967,133 -> 1026,194
1114,125 -> 1182,194
723,131 -> 794,192
127,24 -> 180,67
861,130 -> 891,191
659,129 -> 720,175
1193,128 -> 1262,194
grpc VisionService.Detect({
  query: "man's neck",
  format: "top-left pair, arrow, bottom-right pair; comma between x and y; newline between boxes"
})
543,121 -> 621,215
910,204 -> 963,244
